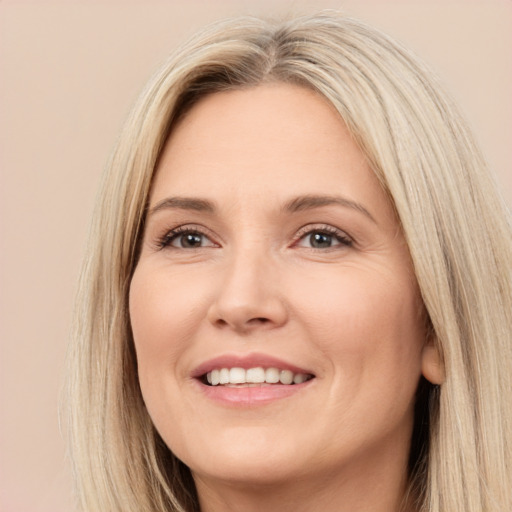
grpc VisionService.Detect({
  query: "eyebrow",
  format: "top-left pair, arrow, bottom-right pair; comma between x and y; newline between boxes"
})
283,195 -> 376,223
148,194 -> 376,223
148,196 -> 215,216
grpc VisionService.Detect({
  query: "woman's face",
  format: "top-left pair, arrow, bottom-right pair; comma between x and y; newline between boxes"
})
130,84 -> 435,490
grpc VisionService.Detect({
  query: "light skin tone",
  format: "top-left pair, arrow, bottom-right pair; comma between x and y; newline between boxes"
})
129,83 -> 442,512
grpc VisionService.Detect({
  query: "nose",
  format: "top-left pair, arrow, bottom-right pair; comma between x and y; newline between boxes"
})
206,250 -> 288,334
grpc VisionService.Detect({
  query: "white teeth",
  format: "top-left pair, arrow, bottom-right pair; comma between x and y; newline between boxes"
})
279,370 -> 294,385
246,367 -> 265,383
229,367 -> 245,384
204,367 -> 312,386
219,368 -> 230,384
265,368 -> 280,383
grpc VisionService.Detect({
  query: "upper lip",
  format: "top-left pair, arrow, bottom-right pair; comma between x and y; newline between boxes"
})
191,352 -> 315,379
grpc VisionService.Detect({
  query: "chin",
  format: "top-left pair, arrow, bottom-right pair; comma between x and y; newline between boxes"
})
173,426 -> 315,486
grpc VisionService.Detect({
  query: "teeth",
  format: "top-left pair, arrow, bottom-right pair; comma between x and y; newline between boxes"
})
293,373 -> 308,384
265,368 -> 280,383
229,367 -> 245,384
204,366 -> 312,386
280,370 -> 294,385
246,367 -> 265,383
219,368 -> 230,384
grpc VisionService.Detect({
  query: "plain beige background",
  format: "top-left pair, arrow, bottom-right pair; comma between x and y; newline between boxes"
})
0,1 -> 510,511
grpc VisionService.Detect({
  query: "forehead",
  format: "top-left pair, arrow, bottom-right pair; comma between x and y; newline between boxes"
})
150,83 -> 393,223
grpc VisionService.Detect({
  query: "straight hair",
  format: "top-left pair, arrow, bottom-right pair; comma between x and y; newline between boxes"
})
68,12 -> 512,512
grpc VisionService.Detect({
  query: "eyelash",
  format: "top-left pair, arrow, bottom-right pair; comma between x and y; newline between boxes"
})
155,224 -> 353,250
293,224 -> 353,249
155,225 -> 215,250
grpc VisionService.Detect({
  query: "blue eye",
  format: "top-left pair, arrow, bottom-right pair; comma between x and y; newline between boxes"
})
296,227 -> 352,249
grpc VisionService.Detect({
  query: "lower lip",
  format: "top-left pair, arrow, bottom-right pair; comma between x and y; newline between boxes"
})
195,380 -> 314,406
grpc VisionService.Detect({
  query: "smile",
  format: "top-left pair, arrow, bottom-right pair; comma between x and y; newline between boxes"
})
192,354 -> 316,405
205,367 -> 313,386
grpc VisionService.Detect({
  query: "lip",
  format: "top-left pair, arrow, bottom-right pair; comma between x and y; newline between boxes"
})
191,352 -> 314,378
190,352 -> 316,407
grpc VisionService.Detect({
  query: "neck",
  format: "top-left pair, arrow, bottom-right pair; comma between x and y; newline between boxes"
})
193,446 -> 417,512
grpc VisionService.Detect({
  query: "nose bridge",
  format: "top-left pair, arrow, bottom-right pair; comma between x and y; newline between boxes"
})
207,237 -> 287,332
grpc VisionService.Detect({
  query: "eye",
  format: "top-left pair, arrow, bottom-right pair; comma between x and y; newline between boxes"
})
295,226 -> 353,249
157,227 -> 217,249
171,232 -> 210,248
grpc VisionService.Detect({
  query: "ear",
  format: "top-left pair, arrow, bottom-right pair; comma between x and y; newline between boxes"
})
421,338 -> 445,385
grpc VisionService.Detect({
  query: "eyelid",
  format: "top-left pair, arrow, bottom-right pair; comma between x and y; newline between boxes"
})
292,224 -> 354,248
155,223 -> 220,250
152,222 -> 353,251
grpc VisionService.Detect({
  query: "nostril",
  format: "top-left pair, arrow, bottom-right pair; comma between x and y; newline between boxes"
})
213,316 -> 272,332
249,317 -> 270,324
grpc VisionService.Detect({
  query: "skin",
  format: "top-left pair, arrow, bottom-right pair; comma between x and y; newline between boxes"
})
129,83 -> 441,512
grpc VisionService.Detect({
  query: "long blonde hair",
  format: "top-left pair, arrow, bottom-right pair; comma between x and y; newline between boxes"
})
68,12 -> 512,512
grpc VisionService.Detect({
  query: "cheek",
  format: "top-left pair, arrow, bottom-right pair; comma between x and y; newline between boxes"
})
130,263 -> 207,347
292,267 -> 425,385
128,263 -> 216,456
128,265 -> 206,405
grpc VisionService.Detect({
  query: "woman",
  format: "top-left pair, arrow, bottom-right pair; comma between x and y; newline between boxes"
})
68,12 -> 512,512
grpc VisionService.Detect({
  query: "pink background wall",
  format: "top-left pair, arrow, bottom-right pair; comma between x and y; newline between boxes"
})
1,1 -> 510,510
